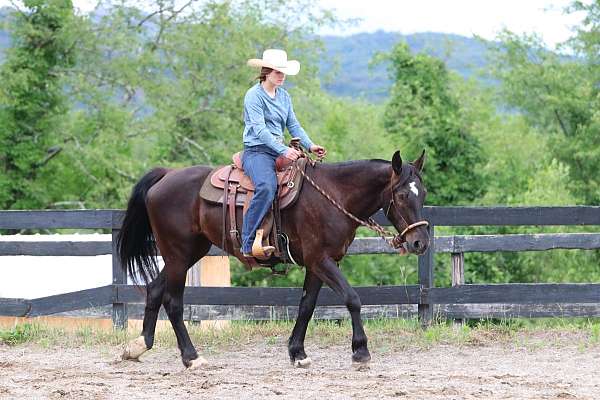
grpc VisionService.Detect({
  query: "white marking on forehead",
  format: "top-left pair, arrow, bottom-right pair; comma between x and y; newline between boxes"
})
409,181 -> 419,196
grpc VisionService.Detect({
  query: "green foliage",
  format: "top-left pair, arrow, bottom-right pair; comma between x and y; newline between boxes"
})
486,2 -> 600,203
0,323 -> 36,345
50,0 -> 336,208
0,0 -> 77,209
380,42 -> 488,205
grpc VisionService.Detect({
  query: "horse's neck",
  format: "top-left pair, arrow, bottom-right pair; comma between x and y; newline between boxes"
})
316,160 -> 390,220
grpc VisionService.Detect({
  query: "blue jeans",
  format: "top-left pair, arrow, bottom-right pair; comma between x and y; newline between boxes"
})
241,145 -> 279,254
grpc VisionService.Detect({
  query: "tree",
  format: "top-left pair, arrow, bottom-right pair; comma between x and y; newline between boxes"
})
487,1 -> 600,204
49,0 -> 336,208
379,42 -> 487,205
0,0 -> 77,209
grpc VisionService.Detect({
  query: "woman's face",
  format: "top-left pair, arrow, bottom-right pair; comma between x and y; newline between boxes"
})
266,69 -> 286,87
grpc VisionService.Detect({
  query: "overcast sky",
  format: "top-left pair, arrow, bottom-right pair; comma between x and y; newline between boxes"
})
319,0 -> 583,47
0,0 -> 587,48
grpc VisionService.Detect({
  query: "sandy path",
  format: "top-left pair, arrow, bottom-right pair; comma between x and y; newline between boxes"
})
1,337 -> 599,399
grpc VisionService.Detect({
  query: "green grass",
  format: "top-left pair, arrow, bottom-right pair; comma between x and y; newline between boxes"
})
2,318 -> 600,351
0,323 -> 38,345
0,322 -> 129,348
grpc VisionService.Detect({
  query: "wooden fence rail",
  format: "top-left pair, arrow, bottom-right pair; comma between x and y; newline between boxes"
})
1,207 -> 600,328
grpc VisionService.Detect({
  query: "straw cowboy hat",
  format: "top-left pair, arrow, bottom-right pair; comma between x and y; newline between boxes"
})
247,49 -> 300,76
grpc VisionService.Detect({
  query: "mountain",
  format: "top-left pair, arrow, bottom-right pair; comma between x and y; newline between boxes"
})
320,31 -> 491,101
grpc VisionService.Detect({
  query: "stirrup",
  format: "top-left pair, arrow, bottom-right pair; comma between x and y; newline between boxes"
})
251,229 -> 275,259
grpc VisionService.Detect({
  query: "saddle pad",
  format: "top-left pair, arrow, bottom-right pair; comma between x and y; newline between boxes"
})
198,158 -> 308,210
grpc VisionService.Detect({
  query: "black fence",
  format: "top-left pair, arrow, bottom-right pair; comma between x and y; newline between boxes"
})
1,207 -> 600,329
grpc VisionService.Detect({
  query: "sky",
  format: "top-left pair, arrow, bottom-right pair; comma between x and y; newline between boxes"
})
0,0 -> 586,48
318,0 -> 584,47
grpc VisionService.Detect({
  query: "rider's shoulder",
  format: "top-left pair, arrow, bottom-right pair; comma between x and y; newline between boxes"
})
244,84 -> 261,101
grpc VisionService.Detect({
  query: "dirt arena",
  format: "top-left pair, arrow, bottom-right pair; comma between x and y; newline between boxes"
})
1,330 -> 600,400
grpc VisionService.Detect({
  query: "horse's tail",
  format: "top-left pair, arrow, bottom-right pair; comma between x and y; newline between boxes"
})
117,167 -> 169,285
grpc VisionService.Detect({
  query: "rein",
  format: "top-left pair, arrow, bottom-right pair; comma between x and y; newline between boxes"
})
292,150 -> 428,249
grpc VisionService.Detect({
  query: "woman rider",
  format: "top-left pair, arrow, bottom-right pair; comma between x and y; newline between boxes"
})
242,49 -> 326,258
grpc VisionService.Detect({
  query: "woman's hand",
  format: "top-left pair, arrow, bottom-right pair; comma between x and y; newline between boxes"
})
309,144 -> 327,158
284,148 -> 302,161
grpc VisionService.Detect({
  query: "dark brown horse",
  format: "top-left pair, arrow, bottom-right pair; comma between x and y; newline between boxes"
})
117,150 -> 429,369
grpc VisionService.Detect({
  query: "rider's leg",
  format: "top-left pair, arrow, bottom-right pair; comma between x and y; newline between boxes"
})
241,149 -> 277,255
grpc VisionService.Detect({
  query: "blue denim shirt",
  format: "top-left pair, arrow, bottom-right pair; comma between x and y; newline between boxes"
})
242,83 -> 314,155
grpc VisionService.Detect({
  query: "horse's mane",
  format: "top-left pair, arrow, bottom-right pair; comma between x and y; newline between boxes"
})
315,158 -> 417,184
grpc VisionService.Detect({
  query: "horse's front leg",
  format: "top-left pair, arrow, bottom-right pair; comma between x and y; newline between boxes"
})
288,270 -> 323,367
313,257 -> 371,364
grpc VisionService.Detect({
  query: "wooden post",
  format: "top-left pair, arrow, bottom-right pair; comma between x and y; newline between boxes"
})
451,252 -> 465,325
418,224 -> 434,328
187,261 -> 201,287
111,229 -> 127,330
186,256 -> 231,329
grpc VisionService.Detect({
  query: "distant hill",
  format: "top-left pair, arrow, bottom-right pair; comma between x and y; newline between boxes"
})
0,8 -> 490,102
320,31 -> 490,101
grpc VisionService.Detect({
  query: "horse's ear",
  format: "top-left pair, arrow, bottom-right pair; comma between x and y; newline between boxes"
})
412,149 -> 426,173
392,151 -> 402,175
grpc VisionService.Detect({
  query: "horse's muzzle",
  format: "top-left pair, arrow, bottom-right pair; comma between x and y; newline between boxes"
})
391,235 -> 405,249
391,234 -> 429,256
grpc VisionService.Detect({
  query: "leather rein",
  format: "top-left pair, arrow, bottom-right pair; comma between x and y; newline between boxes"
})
294,151 -> 428,249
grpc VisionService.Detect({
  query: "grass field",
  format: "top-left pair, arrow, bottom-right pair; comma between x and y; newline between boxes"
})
2,317 -> 600,351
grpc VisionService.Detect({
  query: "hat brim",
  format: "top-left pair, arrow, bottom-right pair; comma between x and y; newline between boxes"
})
247,59 -> 300,76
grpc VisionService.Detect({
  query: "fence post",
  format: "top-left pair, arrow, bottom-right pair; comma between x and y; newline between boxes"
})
418,224 -> 434,327
112,228 -> 128,330
188,256 -> 231,328
451,252 -> 465,325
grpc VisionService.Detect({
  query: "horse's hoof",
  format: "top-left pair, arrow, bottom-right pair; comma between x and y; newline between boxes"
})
353,361 -> 371,371
121,336 -> 148,360
293,357 -> 312,368
351,350 -> 371,365
187,356 -> 208,370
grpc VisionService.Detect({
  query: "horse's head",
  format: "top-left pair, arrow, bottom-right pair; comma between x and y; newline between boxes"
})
385,150 -> 430,255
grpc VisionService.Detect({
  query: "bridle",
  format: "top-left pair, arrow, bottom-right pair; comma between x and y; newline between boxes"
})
293,153 -> 429,250
383,181 -> 429,248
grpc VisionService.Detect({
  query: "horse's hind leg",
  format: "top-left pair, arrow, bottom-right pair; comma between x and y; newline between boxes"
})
122,269 -> 166,360
159,236 -> 212,368
162,259 -> 205,368
123,235 -> 211,366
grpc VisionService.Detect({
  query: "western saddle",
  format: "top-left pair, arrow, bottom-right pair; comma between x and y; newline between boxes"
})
198,142 -> 308,268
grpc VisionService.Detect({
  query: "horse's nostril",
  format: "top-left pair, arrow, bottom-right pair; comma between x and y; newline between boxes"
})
414,240 -> 421,250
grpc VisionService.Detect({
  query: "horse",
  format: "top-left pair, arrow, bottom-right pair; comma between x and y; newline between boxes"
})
117,150 -> 430,368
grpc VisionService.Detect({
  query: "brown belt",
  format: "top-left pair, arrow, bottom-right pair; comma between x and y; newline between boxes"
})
228,183 -> 240,251
221,166 -> 233,252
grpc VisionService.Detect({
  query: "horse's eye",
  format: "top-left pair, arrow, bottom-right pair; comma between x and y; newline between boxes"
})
395,192 -> 408,201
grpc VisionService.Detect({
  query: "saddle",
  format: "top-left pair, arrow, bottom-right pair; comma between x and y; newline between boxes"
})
204,154 -> 307,209
199,151 -> 308,267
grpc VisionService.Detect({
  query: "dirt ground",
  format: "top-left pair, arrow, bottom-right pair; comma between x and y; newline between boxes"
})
1,336 -> 600,400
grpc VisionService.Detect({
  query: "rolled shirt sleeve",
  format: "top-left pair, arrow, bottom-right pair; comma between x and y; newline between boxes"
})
244,93 -> 289,155
286,95 -> 314,151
